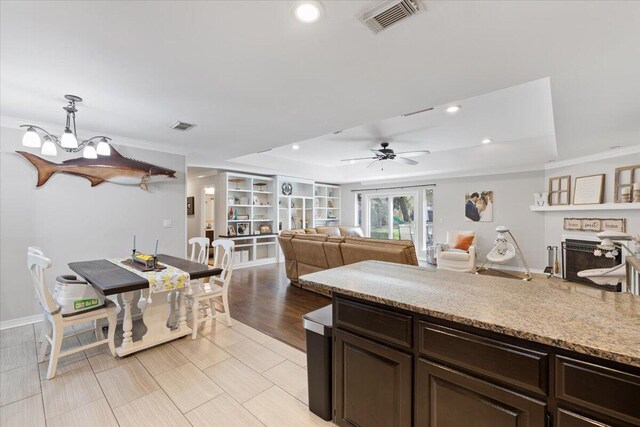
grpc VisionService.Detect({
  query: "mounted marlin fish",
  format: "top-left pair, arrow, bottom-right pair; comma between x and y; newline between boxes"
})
17,146 -> 176,190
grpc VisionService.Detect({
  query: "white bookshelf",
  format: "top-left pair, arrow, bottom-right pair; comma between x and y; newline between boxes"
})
214,172 -> 277,267
529,203 -> 639,212
313,183 -> 341,227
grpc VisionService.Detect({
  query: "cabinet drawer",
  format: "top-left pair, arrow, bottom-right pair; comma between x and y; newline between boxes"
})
555,356 -> 640,425
419,321 -> 548,395
556,409 -> 612,427
335,297 -> 412,348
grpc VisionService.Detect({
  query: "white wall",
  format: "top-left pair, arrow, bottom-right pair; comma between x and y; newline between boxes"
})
341,170 -> 548,271
0,126 -> 186,324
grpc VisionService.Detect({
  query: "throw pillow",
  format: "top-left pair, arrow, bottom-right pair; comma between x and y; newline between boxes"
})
454,235 -> 475,251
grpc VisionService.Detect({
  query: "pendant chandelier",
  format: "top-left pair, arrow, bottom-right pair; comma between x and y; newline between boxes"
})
20,95 -> 112,159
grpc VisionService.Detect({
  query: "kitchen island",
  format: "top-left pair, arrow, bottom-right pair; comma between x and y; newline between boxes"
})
299,261 -> 640,427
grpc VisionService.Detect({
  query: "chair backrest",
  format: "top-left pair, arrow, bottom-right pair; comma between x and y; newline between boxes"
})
189,237 -> 211,265
211,240 -> 235,287
27,247 -> 58,314
398,224 -> 414,241
446,230 -> 476,246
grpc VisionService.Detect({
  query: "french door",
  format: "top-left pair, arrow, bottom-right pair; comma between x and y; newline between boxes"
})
365,193 -> 416,241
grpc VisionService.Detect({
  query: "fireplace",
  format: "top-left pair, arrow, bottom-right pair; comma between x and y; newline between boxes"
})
562,239 -> 622,290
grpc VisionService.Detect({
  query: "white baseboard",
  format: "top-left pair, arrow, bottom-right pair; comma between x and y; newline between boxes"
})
0,314 -> 42,330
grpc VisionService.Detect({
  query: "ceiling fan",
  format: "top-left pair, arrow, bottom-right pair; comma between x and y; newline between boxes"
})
341,142 -> 430,167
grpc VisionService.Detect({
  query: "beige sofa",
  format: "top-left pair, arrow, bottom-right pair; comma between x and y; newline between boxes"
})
278,226 -> 418,295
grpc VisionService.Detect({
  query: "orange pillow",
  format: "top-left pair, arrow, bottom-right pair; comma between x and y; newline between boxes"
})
454,235 -> 474,251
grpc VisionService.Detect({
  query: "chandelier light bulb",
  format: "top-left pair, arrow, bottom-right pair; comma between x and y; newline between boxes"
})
83,143 -> 98,159
96,138 -> 111,156
22,127 -> 42,147
41,137 -> 58,156
60,128 -> 78,148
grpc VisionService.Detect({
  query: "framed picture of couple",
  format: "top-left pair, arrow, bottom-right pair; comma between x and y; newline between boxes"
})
464,191 -> 494,222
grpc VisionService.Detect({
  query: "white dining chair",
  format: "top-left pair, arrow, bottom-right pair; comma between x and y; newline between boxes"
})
189,237 -> 211,264
187,240 -> 235,338
28,247 -> 117,379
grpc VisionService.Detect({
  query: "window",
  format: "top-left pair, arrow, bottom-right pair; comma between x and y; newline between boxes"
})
424,188 -> 434,249
355,193 -> 363,227
365,193 -> 416,241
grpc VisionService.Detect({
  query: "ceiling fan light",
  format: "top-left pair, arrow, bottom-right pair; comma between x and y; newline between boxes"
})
96,139 -> 111,156
83,142 -> 97,159
22,127 -> 41,147
41,138 -> 57,156
60,128 -> 78,148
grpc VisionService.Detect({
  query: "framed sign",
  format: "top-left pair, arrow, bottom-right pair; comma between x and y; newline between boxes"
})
573,174 -> 604,205
563,218 -> 626,232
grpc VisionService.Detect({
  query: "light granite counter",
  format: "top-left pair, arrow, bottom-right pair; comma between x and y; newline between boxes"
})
299,261 -> 640,367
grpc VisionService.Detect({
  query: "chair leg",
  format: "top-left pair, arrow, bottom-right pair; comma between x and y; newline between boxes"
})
95,319 -> 104,341
38,319 -> 51,363
191,299 -> 199,340
222,291 -> 232,327
46,322 -> 63,380
106,312 -> 116,357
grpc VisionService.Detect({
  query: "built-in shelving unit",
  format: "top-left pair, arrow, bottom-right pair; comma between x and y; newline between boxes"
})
214,172 -> 277,267
313,183 -> 341,227
530,203 -> 639,212
276,176 -> 315,232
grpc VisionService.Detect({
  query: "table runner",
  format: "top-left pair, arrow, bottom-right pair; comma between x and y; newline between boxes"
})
107,258 -> 190,293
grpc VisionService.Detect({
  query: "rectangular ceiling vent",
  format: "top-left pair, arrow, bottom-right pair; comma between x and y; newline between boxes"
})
170,121 -> 197,131
359,0 -> 422,34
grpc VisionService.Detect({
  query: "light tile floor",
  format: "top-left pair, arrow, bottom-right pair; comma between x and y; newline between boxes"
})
0,319 -> 335,427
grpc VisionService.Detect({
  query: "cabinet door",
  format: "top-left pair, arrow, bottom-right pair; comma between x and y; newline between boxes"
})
334,329 -> 412,427
416,358 -> 547,427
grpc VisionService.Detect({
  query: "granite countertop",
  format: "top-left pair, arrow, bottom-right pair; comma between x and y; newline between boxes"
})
299,261 -> 640,367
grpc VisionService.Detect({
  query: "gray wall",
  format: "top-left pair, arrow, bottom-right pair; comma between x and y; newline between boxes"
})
543,154 -> 640,264
0,126 -> 186,324
341,153 -> 640,272
341,170 -> 548,271
186,174 -> 216,246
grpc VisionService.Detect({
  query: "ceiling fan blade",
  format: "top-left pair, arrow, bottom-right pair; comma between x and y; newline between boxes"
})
394,150 -> 431,158
340,156 -> 378,162
366,160 -> 380,168
369,148 -> 384,155
395,157 -> 419,165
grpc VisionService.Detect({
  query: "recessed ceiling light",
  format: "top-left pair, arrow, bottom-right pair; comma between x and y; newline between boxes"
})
292,1 -> 323,23
349,160 -> 356,164
197,175 -> 205,178
292,144 -> 300,150
481,138 -> 492,144
446,105 -> 461,113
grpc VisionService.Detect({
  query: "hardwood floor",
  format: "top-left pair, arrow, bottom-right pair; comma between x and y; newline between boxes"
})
228,263 -> 330,351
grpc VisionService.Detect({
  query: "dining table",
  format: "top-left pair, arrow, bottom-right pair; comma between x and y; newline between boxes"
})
68,254 -> 222,357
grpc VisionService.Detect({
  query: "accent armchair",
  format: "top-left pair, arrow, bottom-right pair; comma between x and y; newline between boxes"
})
436,230 -> 477,273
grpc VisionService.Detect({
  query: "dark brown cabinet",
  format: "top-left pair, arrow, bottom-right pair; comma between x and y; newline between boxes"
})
415,358 -> 547,427
334,329 -> 412,427
331,295 -> 639,427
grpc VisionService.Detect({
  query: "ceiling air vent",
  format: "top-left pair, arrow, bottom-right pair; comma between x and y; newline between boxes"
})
359,0 -> 422,34
170,121 -> 197,131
